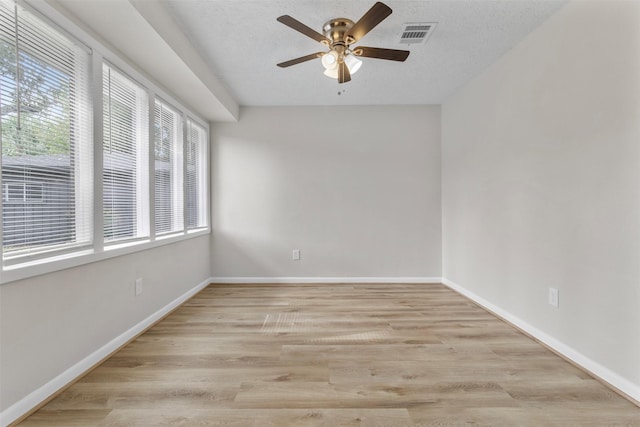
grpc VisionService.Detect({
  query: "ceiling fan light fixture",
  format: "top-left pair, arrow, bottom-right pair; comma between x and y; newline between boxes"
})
323,67 -> 339,79
276,2 -> 410,84
344,54 -> 362,74
321,50 -> 339,69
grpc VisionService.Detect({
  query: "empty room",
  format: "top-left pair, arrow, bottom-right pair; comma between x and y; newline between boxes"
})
1,0 -> 639,425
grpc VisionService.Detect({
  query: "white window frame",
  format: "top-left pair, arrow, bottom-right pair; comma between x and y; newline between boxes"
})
185,117 -> 209,231
102,62 -> 150,245
0,0 -> 211,284
0,0 -> 94,265
153,98 -> 184,237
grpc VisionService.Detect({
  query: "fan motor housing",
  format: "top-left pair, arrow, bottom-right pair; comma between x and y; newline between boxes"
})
323,18 -> 354,46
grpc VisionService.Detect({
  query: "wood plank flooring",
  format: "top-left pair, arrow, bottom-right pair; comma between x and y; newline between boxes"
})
17,283 -> 640,426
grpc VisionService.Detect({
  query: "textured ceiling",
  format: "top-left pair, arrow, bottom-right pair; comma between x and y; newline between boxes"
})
162,0 -> 566,106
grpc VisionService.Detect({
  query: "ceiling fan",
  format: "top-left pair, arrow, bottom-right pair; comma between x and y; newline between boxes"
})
276,2 -> 410,84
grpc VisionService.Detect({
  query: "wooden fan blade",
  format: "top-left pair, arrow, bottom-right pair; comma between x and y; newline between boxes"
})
277,15 -> 331,45
353,46 -> 410,62
338,61 -> 351,84
345,2 -> 392,44
277,52 -> 324,68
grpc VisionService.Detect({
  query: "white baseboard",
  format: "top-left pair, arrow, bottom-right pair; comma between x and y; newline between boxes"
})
7,276 -> 635,426
209,276 -> 443,284
0,277 -> 213,427
441,277 -> 640,405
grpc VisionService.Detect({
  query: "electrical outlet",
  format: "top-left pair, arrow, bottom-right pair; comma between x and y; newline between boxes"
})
549,287 -> 559,308
135,278 -> 143,296
292,249 -> 300,261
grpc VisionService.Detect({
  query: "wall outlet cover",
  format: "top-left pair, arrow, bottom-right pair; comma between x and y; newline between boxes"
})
549,287 -> 559,308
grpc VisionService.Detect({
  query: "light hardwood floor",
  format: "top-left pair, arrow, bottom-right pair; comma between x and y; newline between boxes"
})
17,283 -> 640,426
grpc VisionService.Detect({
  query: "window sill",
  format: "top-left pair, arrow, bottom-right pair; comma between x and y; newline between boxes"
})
1,228 -> 210,285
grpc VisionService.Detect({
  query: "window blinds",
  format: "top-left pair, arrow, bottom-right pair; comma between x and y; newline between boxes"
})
0,0 -> 210,275
0,0 -> 92,259
153,99 -> 183,235
186,119 -> 207,229
103,64 -> 149,243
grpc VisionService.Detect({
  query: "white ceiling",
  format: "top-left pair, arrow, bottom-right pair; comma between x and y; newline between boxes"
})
52,0 -> 567,118
161,0 -> 567,106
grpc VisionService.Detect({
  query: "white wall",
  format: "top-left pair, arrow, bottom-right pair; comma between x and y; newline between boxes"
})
211,106 -> 441,279
442,0 -> 640,396
5,0 -> 640,421
0,236 -> 211,414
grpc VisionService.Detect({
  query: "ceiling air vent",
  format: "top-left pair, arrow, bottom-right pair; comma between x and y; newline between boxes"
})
399,22 -> 437,45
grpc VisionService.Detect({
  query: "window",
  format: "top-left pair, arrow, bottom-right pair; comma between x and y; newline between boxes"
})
0,0 -> 210,282
2,182 -> 43,203
186,119 -> 208,229
0,0 -> 92,260
103,64 -> 149,243
154,100 -> 183,236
